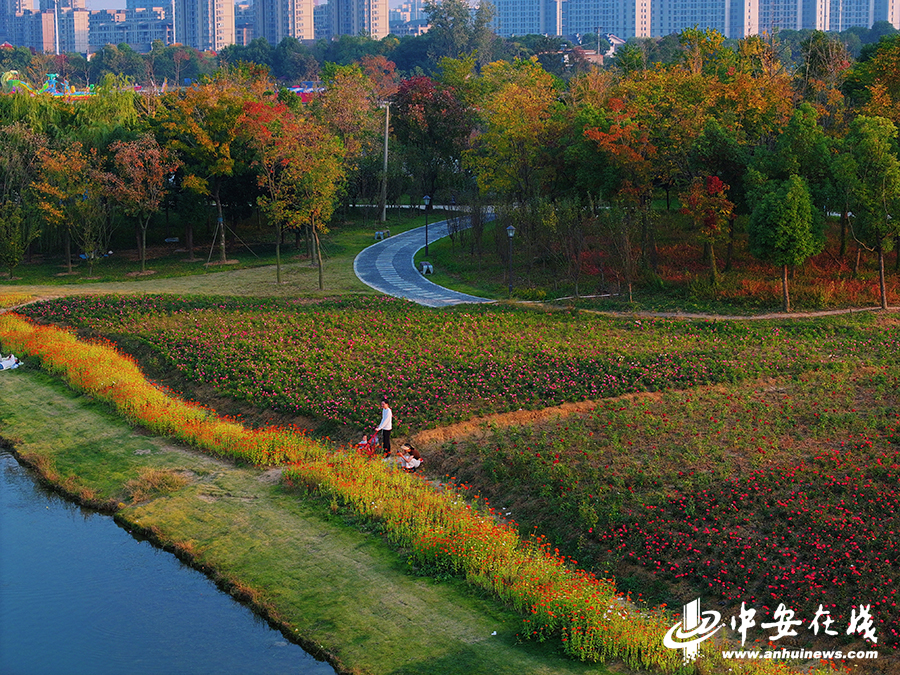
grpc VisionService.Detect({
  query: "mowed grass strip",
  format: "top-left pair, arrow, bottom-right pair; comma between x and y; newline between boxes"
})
0,368 -> 610,675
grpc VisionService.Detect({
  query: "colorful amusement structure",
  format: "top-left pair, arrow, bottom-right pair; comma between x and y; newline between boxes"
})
1,71 -> 95,99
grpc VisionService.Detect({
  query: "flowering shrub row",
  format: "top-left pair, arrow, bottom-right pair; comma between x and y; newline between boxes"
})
0,293 -> 33,309
0,313 -> 323,466
0,311 -> 796,674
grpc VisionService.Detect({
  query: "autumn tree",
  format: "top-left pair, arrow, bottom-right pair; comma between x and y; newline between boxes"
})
465,58 -> 562,201
157,67 -> 271,263
796,31 -> 850,128
678,27 -> 726,76
584,98 -> 659,268
108,134 -> 181,272
392,76 -> 473,199
845,34 -> 900,124
747,175 -> 823,312
32,143 -> 111,275
679,176 -> 734,284
309,63 -> 381,213
241,100 -> 345,289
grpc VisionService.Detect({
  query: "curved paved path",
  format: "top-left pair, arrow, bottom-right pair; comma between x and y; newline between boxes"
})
353,219 -> 493,307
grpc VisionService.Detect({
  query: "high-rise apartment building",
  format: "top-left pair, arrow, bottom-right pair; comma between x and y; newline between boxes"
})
326,0 -> 388,38
494,0 -> 896,38
89,7 -> 172,52
256,0 -> 314,44
13,0 -> 89,53
173,0 -> 233,50
0,0 -> 30,41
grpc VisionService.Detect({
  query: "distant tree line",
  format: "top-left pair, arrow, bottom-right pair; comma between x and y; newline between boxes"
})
1,4 -> 899,309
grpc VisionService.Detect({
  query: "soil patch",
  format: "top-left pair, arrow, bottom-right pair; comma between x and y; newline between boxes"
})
411,391 -> 665,449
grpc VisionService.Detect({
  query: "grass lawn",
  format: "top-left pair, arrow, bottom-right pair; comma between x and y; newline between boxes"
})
0,205 -> 432,299
0,367 -> 610,675
415,217 -> 900,315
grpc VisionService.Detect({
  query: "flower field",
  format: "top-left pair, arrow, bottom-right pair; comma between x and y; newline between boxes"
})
17,294 -> 852,436
436,363 -> 900,653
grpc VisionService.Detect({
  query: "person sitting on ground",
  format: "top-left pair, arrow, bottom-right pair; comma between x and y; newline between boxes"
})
397,443 -> 422,471
357,433 -> 376,456
0,354 -> 20,370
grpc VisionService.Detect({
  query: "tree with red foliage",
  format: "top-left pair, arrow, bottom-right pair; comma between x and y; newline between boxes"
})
108,134 -> 181,273
679,175 -> 734,284
392,75 -> 473,199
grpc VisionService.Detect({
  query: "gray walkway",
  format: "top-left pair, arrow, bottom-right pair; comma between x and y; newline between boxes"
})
353,219 -> 493,307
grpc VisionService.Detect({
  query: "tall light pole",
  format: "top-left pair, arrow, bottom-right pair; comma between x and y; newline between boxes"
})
506,224 -> 516,298
379,102 -> 390,224
423,194 -> 431,255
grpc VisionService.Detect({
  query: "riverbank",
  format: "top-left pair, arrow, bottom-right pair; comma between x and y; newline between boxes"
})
0,366 -> 607,675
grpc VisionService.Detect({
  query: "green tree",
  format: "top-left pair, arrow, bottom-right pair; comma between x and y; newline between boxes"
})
273,37 -> 318,82
0,123 -> 46,277
844,115 -> 900,309
747,175 -> 823,312
424,0 -> 496,67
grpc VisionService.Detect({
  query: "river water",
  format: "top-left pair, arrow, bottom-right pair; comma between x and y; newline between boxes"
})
0,451 -> 335,675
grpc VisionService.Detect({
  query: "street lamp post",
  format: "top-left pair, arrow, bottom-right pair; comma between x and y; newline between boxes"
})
379,102 -> 390,224
506,224 -> 516,298
423,194 -> 431,256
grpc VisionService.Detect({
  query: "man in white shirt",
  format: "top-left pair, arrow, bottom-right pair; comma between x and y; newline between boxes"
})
376,399 -> 393,457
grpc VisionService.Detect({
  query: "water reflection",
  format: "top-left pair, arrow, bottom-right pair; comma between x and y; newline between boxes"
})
0,451 -> 335,675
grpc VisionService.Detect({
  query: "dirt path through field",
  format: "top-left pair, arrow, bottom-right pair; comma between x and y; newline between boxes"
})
410,391 -> 663,449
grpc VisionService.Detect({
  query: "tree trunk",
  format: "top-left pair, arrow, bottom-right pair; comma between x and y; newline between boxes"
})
708,241 -> 718,285
185,220 -> 195,261
275,223 -> 282,285
782,264 -> 790,313
141,218 -> 149,273
853,245 -> 861,276
640,205 -> 658,272
215,185 -> 226,263
724,215 -> 736,272
314,225 -> 324,291
840,210 -> 848,259
878,244 -> 888,310
64,229 -> 72,274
